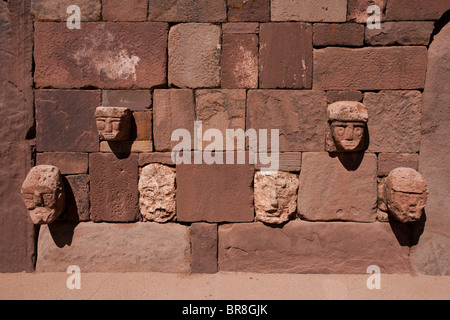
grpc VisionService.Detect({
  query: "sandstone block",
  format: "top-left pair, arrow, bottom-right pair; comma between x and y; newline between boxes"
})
365,22 -> 435,46
347,0 -> 386,23
153,89 -> 196,152
99,141 -> 153,153
133,111 -> 153,141
64,174 -> 90,222
139,153 -> 175,167
386,0 -> 450,21
363,90 -> 422,153
168,23 -> 221,88
411,230 -> 450,276
148,0 -> 226,22
222,23 -> 259,34
313,47 -> 428,90
255,152 -> 302,172
259,23 -> 313,89
102,0 -> 148,21
326,91 -> 363,104
31,0 -> 101,21
89,153 -> 139,222
313,23 -> 364,47
191,223 -> 218,274
227,0 -> 270,22
246,90 -> 327,152
176,164 -> 254,222
298,152 -> 377,222
195,89 -> 246,150
34,22 -> 168,89
219,221 -> 411,273
271,0 -> 347,22
378,153 -> 419,177
35,90 -> 99,152
222,34 -> 258,89
36,153 -> 88,175
102,90 -> 152,111
36,222 -> 191,272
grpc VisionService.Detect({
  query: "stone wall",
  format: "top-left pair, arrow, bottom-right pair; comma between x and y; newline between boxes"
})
1,0 -> 449,274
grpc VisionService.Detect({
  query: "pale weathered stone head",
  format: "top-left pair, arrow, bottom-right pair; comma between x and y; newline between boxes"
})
326,101 -> 368,152
95,106 -> 132,141
139,163 -> 176,223
254,171 -> 299,225
383,167 -> 428,223
21,165 -> 65,225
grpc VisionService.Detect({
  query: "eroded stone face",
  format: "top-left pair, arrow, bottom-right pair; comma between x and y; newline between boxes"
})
383,167 -> 428,223
326,101 -> 368,152
21,165 -> 65,225
95,107 -> 132,141
254,171 -> 299,225
139,163 -> 176,223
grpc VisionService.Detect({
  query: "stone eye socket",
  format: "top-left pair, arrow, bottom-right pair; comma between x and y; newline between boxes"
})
96,119 -> 106,130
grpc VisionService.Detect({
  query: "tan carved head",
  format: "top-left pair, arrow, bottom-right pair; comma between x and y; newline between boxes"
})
21,165 -> 65,225
95,107 -> 132,141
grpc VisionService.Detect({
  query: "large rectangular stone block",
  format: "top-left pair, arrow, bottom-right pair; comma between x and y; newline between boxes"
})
176,164 -> 254,223
219,221 -> 411,273
148,0 -> 227,22
259,23 -> 312,89
37,152 -> 88,175
36,222 -> 191,273
246,90 -> 327,152
34,22 -> 168,89
271,0 -> 347,22
89,153 -> 140,222
35,90 -> 100,152
313,47 -> 428,90
227,0 -> 270,22
102,0 -> 148,21
31,0 -> 101,21
191,223 -> 218,274
386,0 -> 450,21
365,22 -> 435,46
298,152 -> 377,222
313,23 -> 364,47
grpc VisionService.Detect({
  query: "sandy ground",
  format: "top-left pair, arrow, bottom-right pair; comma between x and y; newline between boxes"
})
0,272 -> 449,300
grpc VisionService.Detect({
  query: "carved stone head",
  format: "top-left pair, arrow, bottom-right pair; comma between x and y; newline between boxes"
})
326,101 -> 369,152
95,107 -> 132,141
139,163 -> 176,223
21,165 -> 65,225
383,167 -> 428,223
254,171 -> 299,225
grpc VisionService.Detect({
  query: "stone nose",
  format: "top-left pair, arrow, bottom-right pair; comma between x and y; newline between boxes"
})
344,125 -> 354,140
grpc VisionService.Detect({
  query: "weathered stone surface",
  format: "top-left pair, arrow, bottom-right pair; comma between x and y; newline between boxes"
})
219,221 -> 411,273
411,231 -> 450,276
31,0 -> 101,21
139,164 -> 176,223
313,47 -> 428,90
386,0 -> 450,21
64,174 -> 90,222
102,0 -> 148,21
378,153 -> 419,177
89,153 -> 139,222
195,89 -> 246,150
313,23 -> 364,47
176,164 -> 254,222
191,223 -> 218,274
418,23 -> 450,237
37,153 -> 88,175
259,23 -> 313,89
139,153 -> 175,167
271,0 -> 347,22
326,91 -> 363,104
95,107 -> 132,142
153,89 -> 196,152
254,171 -> 299,225
168,23 -> 221,88
148,0 -> 226,22
364,90 -> 422,153
246,90 -> 327,152
0,0 -> 36,272
99,141 -> 153,153
365,22 -> 435,46
298,152 -> 377,222
347,0 -> 386,23
34,22 -> 168,89
102,90 -> 151,111
227,0 -> 270,22
255,152 -> 302,172
36,222 -> 191,272
21,165 -> 65,225
35,90 -> 99,152
133,111 -> 153,141
222,34 -> 258,89
222,22 -> 259,34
